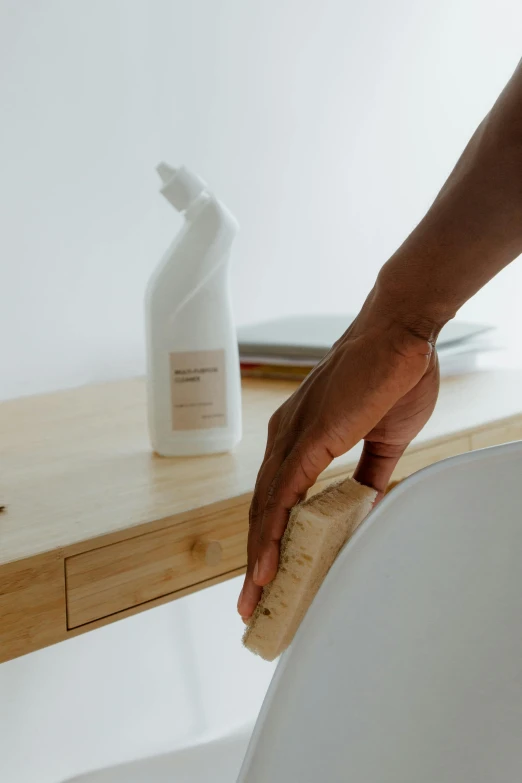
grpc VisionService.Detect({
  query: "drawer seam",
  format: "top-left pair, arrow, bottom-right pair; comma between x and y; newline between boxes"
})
65,563 -> 247,631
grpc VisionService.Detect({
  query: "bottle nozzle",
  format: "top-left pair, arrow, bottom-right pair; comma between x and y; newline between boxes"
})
156,162 -> 207,212
156,162 -> 177,185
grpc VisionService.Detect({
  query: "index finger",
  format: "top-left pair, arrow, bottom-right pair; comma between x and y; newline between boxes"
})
253,433 -> 335,586
237,415 -> 281,619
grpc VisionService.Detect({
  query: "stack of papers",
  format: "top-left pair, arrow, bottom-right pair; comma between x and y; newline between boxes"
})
238,315 -> 497,381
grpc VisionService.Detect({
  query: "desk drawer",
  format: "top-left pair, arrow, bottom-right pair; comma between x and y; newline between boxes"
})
65,506 -> 248,628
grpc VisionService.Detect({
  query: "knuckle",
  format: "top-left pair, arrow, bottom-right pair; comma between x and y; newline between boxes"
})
266,476 -> 282,506
268,411 -> 280,433
261,484 -> 282,525
262,499 -> 278,525
283,443 -> 314,483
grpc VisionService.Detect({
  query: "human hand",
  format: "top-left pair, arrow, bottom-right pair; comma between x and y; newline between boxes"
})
237,293 -> 440,620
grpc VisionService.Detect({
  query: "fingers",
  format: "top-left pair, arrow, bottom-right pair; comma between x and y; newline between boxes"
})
237,577 -> 262,623
254,436 -> 335,586
238,459 -> 276,620
238,415 -> 281,620
353,440 -> 407,500
238,431 -> 333,620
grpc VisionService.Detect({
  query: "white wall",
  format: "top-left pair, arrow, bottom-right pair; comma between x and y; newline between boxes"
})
1,1 -> 521,781
1,0 -> 522,402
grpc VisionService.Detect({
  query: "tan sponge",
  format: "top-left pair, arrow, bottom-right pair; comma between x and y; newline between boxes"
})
243,476 -> 376,661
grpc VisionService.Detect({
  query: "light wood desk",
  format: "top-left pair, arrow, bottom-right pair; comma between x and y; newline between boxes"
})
1,370 -> 522,664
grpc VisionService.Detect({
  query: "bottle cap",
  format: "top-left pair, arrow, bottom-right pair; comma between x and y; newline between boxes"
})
156,162 -> 207,211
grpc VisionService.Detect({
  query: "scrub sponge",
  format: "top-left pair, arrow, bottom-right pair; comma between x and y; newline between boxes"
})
243,476 -> 376,661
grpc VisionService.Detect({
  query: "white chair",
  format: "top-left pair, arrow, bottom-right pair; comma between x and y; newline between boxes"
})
66,724 -> 253,782
239,441 -> 522,782
71,441 -> 522,782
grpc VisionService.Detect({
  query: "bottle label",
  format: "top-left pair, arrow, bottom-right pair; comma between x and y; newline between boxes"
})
169,350 -> 227,431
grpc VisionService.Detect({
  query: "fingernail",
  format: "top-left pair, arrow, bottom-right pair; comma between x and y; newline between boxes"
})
237,588 -> 244,612
253,559 -> 259,584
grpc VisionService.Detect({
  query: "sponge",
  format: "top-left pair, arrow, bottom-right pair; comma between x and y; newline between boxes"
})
243,476 -> 376,661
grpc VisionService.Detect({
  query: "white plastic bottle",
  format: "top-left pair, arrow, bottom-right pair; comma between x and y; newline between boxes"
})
145,163 -> 242,456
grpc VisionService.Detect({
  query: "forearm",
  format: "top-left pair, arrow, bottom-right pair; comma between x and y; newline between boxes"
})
376,57 -> 522,339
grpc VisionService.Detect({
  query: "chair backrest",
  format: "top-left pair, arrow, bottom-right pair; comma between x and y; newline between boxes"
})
238,441 -> 522,782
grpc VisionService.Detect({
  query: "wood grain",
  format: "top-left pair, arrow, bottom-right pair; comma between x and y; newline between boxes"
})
0,551 -> 65,664
65,502 -> 248,628
65,567 -> 247,640
1,370 -> 522,662
470,414 -> 522,450
2,371 -> 522,567
0,378 -> 294,566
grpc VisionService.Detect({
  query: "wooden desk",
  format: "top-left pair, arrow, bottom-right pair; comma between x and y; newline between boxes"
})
1,370 -> 522,664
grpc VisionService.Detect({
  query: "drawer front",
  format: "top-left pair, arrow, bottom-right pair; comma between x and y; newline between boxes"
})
65,505 -> 248,628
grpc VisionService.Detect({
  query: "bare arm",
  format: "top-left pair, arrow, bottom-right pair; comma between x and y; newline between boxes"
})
238,57 -> 522,621
380,57 -> 522,336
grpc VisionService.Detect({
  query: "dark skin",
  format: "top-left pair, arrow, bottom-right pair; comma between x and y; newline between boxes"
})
238,58 -> 522,620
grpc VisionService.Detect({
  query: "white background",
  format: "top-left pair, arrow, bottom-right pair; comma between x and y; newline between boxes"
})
1,1 -> 521,781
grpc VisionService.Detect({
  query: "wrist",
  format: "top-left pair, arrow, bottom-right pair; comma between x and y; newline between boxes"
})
372,257 -> 453,345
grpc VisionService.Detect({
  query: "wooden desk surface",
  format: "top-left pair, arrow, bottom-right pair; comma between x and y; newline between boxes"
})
1,369 -> 522,662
